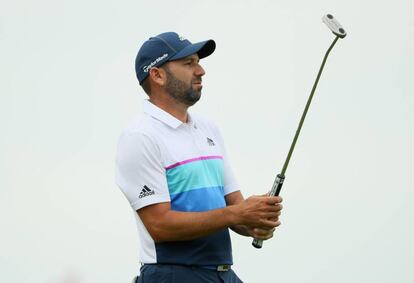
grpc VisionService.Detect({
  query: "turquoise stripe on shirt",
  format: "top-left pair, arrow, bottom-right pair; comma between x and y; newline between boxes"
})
166,158 -> 224,196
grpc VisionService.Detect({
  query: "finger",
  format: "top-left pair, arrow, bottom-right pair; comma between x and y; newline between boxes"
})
253,227 -> 276,236
273,203 -> 283,210
263,210 -> 282,219
264,203 -> 283,212
266,196 -> 283,205
259,219 -> 280,229
268,214 -> 281,222
253,229 -> 275,240
253,234 -> 273,240
260,194 -> 283,203
271,196 -> 283,203
263,213 -> 279,221
263,219 -> 281,228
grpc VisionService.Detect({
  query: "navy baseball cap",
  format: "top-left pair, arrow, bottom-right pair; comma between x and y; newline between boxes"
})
135,32 -> 216,84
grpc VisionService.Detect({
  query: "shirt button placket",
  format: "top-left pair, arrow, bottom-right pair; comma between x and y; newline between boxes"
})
188,123 -> 203,155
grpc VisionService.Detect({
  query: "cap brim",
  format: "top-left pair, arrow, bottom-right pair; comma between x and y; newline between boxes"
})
170,39 -> 216,61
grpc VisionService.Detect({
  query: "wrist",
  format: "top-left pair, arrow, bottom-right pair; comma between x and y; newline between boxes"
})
225,204 -> 240,226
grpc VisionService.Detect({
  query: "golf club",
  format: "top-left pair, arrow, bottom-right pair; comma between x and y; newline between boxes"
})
252,14 -> 347,249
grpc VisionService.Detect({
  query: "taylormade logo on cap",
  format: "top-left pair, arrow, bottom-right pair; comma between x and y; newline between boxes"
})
142,53 -> 169,73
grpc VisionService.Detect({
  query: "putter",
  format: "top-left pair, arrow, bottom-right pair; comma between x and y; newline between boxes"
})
252,14 -> 347,249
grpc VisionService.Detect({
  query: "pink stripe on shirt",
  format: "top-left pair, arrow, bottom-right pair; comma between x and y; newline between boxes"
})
165,155 -> 223,170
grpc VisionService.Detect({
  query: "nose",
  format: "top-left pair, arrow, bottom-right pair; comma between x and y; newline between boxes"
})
195,63 -> 205,77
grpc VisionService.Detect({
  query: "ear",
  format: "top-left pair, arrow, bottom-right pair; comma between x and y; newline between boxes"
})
148,67 -> 167,87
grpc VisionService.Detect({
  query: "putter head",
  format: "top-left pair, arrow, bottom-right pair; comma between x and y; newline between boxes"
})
322,14 -> 347,38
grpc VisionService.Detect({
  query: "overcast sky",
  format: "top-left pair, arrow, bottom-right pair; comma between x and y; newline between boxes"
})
1,0 -> 413,282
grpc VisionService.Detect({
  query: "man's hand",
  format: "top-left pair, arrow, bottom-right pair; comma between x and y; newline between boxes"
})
230,195 -> 283,231
248,227 -> 276,240
225,191 -> 283,239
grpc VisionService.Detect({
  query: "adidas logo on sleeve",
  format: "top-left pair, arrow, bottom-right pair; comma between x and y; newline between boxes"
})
139,185 -> 155,198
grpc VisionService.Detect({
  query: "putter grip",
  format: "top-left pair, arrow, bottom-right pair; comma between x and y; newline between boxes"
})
252,174 -> 285,249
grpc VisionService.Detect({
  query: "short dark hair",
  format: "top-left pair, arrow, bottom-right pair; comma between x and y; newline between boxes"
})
141,78 -> 151,96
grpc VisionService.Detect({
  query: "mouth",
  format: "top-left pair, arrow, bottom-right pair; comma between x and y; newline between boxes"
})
193,81 -> 203,88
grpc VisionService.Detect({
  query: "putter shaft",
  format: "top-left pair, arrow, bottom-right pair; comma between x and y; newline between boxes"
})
252,35 -> 340,249
281,36 -> 339,176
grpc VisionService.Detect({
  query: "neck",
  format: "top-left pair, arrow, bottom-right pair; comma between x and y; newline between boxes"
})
149,95 -> 189,123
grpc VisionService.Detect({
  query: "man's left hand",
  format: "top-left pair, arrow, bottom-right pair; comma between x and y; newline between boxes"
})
248,227 -> 276,241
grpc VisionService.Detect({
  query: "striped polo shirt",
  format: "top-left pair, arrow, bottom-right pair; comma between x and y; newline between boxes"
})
115,100 -> 239,266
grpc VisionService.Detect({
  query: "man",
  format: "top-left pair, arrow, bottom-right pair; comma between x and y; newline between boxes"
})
115,32 -> 283,283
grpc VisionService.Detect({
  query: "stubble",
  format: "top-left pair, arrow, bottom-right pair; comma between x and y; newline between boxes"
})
163,67 -> 202,106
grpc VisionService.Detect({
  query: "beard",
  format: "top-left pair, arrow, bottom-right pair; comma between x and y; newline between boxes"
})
164,68 -> 202,106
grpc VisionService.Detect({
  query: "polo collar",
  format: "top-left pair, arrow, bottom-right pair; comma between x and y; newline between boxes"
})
143,100 -> 195,129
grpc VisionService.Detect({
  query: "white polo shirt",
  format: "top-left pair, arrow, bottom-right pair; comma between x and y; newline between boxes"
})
115,100 -> 239,266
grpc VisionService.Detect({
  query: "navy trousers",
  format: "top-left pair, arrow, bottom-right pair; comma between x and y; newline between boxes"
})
135,264 -> 243,283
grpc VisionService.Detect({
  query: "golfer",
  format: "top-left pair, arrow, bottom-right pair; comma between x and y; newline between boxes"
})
115,32 -> 283,283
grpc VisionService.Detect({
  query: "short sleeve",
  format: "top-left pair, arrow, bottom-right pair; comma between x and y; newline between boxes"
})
115,131 -> 170,210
